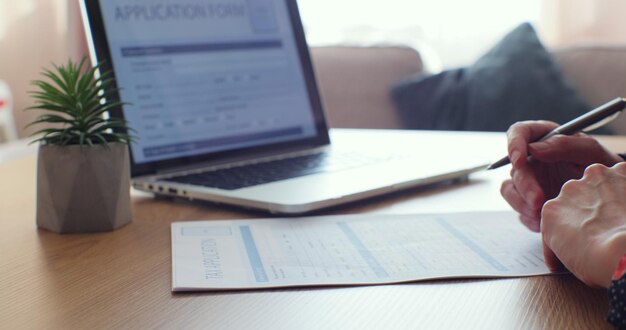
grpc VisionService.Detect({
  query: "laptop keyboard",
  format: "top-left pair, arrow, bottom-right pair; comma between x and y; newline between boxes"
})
163,152 -> 383,190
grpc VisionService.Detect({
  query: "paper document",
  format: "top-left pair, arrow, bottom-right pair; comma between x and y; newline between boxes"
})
171,211 -> 550,291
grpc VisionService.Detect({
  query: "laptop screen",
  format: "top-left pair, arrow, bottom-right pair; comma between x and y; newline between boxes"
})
83,0 -> 328,173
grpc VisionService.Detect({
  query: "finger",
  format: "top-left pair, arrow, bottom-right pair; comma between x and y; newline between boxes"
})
507,121 -> 559,169
501,180 -> 522,210
528,134 -> 619,166
579,163 -> 610,186
612,162 -> 626,174
520,214 -> 540,232
512,165 -> 545,209
501,180 -> 541,227
540,201 -> 567,272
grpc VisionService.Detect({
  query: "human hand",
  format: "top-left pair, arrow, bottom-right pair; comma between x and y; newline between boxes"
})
500,120 -> 622,232
541,163 -> 626,288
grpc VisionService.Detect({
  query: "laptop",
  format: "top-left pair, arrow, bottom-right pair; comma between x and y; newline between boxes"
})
80,0 -> 488,214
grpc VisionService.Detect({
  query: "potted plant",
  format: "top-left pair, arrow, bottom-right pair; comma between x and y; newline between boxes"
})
27,57 -> 133,233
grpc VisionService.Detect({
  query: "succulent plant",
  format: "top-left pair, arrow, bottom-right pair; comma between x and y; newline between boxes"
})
27,57 -> 131,146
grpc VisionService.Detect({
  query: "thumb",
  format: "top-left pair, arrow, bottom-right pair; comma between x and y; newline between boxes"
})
543,240 -> 565,273
528,135 -> 609,165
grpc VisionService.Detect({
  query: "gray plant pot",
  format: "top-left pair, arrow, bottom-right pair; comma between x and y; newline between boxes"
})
36,143 -> 132,233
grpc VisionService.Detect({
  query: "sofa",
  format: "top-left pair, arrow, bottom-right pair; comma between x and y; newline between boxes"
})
310,45 -> 626,134
552,46 -> 626,132
311,46 -> 424,130
5,44 -> 626,142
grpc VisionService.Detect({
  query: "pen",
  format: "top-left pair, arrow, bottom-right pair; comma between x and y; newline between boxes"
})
487,97 -> 626,170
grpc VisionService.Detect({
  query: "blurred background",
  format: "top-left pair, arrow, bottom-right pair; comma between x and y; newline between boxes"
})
1,0 -> 625,141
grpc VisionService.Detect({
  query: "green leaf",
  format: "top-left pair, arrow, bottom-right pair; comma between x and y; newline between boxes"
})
42,69 -> 71,96
26,56 -> 134,146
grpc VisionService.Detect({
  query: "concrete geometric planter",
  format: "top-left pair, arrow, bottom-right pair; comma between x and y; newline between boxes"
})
36,142 -> 132,233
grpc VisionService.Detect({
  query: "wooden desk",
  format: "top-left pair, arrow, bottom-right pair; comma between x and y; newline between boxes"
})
1,129 -> 622,329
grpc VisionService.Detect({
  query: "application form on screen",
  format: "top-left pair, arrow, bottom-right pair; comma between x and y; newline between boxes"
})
171,211 -> 552,291
99,0 -> 317,163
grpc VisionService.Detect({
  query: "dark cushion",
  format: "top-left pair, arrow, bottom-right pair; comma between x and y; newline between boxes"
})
391,22 -> 612,134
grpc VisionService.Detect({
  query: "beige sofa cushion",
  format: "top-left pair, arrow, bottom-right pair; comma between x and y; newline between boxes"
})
553,46 -> 626,133
312,45 -> 626,133
310,46 -> 424,129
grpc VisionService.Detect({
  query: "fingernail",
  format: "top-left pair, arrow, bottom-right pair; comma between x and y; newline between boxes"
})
511,150 -> 521,165
530,141 -> 549,152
